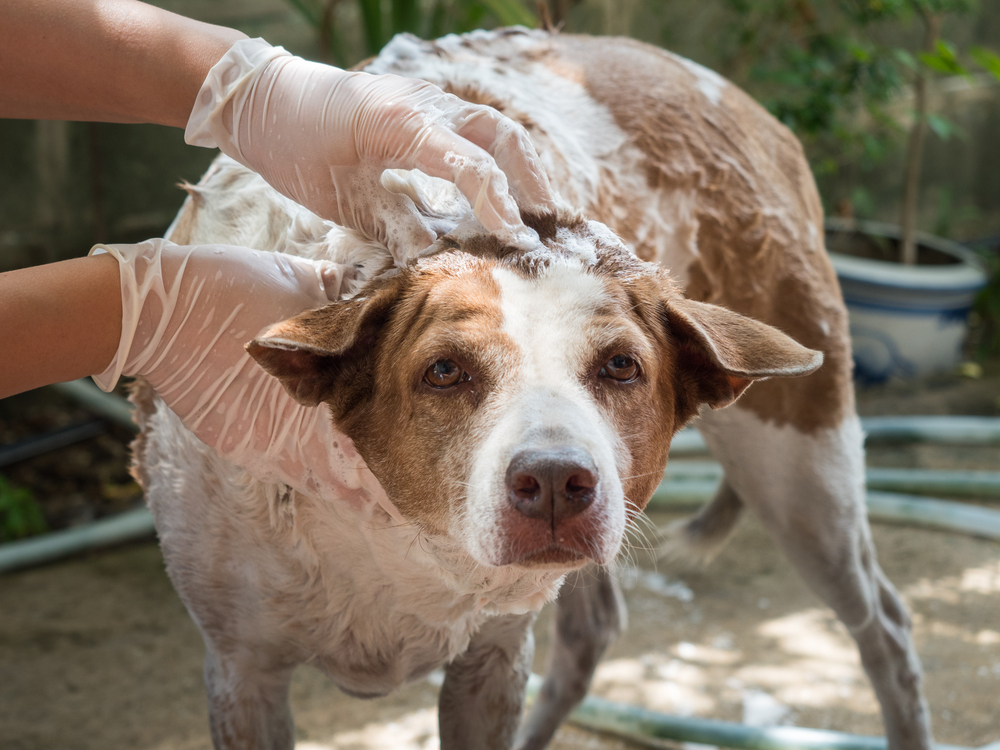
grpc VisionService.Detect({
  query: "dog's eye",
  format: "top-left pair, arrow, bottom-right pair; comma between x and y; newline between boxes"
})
424,359 -> 467,388
600,354 -> 639,382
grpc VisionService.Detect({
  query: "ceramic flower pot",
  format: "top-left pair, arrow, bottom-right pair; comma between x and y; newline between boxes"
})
825,217 -> 987,383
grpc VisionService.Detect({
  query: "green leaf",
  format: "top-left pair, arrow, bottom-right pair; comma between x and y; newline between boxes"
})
970,46 -> 1000,82
358,0 -> 385,56
927,110 -> 966,142
893,48 -> 918,72
849,44 -> 871,63
426,0 -> 449,38
391,0 -> 420,35
816,157 -> 839,176
926,113 -> 955,141
477,0 -> 536,28
0,476 -> 47,542
284,0 -> 322,28
918,40 -> 969,77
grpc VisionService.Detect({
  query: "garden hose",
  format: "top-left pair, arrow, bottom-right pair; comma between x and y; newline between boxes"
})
524,673 -> 978,750
667,415 -> 1000,456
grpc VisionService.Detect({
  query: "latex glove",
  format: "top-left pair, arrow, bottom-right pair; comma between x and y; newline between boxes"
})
92,240 -> 399,518
184,38 -> 554,261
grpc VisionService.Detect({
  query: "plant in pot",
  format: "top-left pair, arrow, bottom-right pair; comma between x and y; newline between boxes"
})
724,0 -> 1000,381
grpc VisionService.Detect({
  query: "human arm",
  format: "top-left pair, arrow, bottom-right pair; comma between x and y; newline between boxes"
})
0,254 -> 123,398
0,0 -> 244,126
0,243 -> 384,509
89,241 -> 377,502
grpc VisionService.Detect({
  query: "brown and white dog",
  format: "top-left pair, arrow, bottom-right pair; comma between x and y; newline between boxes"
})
136,28 -> 931,750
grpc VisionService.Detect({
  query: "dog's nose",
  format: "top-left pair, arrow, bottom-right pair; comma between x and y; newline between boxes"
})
506,448 -> 598,524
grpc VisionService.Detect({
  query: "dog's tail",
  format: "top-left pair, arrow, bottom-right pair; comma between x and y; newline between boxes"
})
658,480 -> 744,564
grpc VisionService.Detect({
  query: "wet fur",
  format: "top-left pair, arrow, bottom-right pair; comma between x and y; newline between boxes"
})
137,28 -> 930,750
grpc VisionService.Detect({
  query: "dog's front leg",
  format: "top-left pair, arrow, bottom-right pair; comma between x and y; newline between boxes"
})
514,566 -> 626,750
438,612 -> 537,750
203,647 -> 296,750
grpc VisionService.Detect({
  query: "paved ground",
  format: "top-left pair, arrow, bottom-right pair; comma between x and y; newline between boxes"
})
2,501 -> 999,749
2,367 -> 999,749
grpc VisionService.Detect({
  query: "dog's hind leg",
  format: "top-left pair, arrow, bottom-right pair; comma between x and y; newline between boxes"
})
514,566 -> 626,750
693,403 -> 932,750
439,612 -> 537,750
203,647 -> 295,750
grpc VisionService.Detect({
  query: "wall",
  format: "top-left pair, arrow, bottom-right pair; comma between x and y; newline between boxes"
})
0,0 -> 318,271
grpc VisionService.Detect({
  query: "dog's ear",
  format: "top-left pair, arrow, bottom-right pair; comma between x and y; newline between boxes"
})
665,297 -> 823,416
246,286 -> 397,415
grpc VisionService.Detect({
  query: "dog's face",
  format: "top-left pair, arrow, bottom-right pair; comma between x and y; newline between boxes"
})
248,214 -> 821,570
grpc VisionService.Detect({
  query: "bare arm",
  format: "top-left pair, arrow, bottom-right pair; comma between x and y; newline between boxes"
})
0,243 -> 398,517
0,0 -> 245,126
0,255 -> 122,399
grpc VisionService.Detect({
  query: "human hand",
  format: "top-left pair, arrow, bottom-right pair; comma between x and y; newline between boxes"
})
184,38 -> 554,261
92,240 -> 391,510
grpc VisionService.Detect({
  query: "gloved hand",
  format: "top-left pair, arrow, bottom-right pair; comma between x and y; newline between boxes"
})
92,240 -> 399,518
184,38 -> 554,261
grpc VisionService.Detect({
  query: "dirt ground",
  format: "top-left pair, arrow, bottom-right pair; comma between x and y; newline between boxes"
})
1,367 -> 999,749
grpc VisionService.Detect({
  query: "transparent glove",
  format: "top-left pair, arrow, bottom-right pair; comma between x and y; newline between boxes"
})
185,38 -> 554,261
91,240 -> 399,518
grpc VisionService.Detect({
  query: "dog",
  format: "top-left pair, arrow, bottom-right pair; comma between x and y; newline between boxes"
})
134,28 -> 931,750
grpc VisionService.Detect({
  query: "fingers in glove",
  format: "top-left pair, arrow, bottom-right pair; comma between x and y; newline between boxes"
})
409,125 -> 537,247
340,164 -> 437,263
449,106 -> 555,215
379,194 -> 438,264
317,261 -> 357,301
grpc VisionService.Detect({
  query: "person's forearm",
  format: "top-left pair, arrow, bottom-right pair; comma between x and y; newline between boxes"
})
0,255 -> 122,399
0,0 -> 245,127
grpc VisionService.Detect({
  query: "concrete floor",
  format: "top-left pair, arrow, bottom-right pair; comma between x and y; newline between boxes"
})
2,503 -> 999,750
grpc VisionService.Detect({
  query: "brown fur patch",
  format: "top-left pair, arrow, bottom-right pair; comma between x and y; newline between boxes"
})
441,82 -> 509,113
440,82 -> 538,132
126,379 -> 157,491
519,208 -> 586,242
548,34 -> 852,432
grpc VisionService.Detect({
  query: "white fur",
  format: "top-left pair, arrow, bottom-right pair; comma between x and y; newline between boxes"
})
696,407 -> 867,537
462,261 -> 628,566
671,53 -> 728,105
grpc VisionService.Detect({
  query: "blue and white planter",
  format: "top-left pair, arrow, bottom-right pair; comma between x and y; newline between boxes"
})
826,218 -> 988,383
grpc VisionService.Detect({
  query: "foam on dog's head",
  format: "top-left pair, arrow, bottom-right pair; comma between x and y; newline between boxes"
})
409,208 -> 643,279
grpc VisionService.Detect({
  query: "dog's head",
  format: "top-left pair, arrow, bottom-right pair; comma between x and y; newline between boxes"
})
247,213 -> 821,570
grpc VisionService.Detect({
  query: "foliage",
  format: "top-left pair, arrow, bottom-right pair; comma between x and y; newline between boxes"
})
0,475 -> 48,543
284,0 -> 537,65
721,0 -> 1000,178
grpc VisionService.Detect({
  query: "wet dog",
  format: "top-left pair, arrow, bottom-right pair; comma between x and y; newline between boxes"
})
135,28 -> 930,750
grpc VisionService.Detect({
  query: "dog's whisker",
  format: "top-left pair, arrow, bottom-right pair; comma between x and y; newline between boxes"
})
403,530 -> 421,561
618,469 -> 666,481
